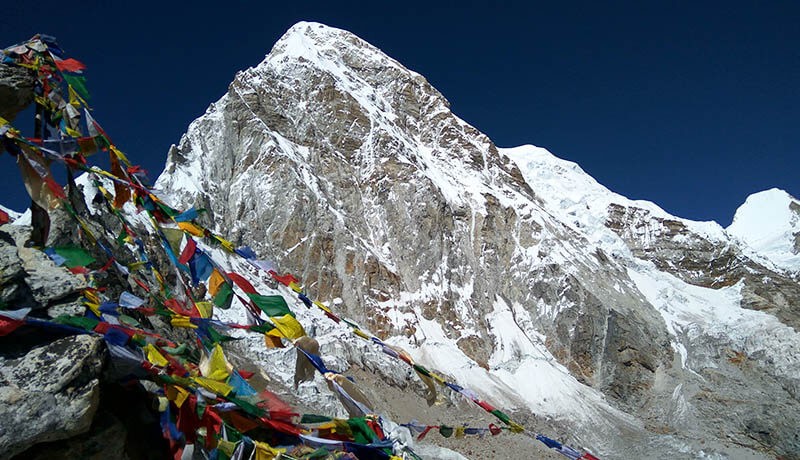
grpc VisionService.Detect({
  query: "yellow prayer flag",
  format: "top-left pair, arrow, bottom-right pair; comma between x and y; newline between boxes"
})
266,314 -> 305,340
214,235 -> 235,252
289,281 -> 302,293
431,372 -> 447,385
109,145 -> 132,166
205,344 -> 231,381
65,126 -> 82,138
193,376 -> 233,397
218,439 -> 236,457
313,300 -> 333,314
353,329 -> 371,340
171,315 -> 197,329
508,421 -> 525,433
208,269 -> 225,297
83,302 -> 101,317
253,441 -> 285,460
166,385 -> 190,408
83,289 -> 100,304
144,344 -> 169,367
195,301 -> 213,319
178,221 -> 206,237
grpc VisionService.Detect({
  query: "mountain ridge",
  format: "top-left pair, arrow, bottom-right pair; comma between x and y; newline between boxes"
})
155,21 -> 800,459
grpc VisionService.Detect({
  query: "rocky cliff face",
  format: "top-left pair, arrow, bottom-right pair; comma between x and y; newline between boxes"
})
150,22 -> 796,459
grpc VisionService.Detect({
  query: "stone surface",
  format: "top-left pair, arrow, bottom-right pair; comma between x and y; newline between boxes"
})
0,225 -> 86,309
0,335 -> 105,458
0,64 -> 35,122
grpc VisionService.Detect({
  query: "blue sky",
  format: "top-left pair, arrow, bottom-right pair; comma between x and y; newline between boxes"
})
1,1 -> 797,225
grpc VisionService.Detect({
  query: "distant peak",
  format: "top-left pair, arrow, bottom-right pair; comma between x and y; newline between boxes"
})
727,188 -> 800,272
741,188 -> 797,205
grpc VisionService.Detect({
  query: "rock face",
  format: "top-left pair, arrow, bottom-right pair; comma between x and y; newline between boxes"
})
0,225 -> 87,311
156,22 -> 800,459
0,334 -> 105,458
0,64 -> 34,122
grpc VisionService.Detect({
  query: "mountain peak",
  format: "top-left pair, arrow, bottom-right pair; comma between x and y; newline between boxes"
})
727,188 -> 800,272
264,21 -> 408,77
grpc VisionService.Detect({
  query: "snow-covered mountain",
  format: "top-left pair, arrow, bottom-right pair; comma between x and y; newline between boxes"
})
156,22 -> 800,459
728,188 -> 800,274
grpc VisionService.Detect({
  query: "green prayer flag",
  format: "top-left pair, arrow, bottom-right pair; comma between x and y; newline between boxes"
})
300,414 -> 333,424
223,423 -> 243,443
413,364 -> 432,377
347,417 -> 378,444
248,322 -> 275,334
54,314 -> 98,331
201,328 -> 237,349
227,396 -> 265,418
439,425 -> 454,438
63,74 -> 90,101
52,245 -> 96,268
307,448 -> 329,459
162,343 -> 187,355
490,409 -> 511,424
213,283 -> 233,309
161,228 -> 185,255
118,314 -> 140,328
247,294 -> 292,317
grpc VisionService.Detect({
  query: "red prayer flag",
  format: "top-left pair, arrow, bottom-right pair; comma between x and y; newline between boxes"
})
0,317 -> 24,336
268,270 -> 299,286
227,272 -> 257,294
417,425 -> 436,440
225,411 -> 260,433
262,418 -> 302,436
110,151 -> 131,208
0,209 -> 9,225
178,238 -> 196,265
477,400 -> 496,412
54,58 -> 86,73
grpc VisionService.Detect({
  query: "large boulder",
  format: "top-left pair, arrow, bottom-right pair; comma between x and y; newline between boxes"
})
0,334 -> 105,458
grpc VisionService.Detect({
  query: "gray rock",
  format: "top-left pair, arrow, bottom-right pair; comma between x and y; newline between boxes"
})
1,225 -> 86,309
0,334 -> 105,458
0,64 -> 35,122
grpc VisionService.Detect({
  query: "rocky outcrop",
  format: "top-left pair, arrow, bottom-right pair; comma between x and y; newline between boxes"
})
0,64 -> 34,122
0,225 -> 86,312
0,334 -> 105,458
605,202 -> 800,330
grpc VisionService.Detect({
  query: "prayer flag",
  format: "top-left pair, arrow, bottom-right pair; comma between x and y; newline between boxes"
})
266,314 -> 305,340
208,269 -> 226,297
248,294 -> 292,317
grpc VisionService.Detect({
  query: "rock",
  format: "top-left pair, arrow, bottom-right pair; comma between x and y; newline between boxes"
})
0,335 -> 105,458
0,64 -> 35,122
0,229 -> 36,309
1,225 -> 86,309
12,410 -> 129,460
